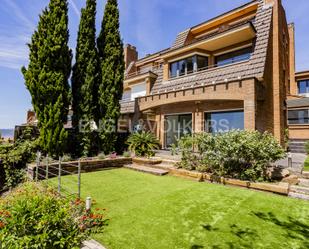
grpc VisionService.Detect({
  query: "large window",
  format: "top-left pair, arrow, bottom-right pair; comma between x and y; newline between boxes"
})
131,83 -> 146,100
215,47 -> 253,67
298,80 -> 309,95
288,109 -> 309,125
165,114 -> 192,147
169,55 -> 208,78
205,110 -> 244,133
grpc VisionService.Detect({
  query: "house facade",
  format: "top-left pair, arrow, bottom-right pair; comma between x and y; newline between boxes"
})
120,0 -> 307,149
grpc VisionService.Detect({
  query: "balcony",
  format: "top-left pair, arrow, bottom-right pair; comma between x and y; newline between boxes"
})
120,100 -> 136,114
161,21 -> 256,59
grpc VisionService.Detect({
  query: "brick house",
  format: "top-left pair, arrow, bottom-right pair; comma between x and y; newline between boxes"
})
120,0 -> 307,149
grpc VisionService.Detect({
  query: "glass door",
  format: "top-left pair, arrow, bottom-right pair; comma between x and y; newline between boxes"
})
165,114 -> 192,147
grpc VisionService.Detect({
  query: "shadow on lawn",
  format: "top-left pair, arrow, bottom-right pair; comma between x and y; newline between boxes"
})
191,224 -> 259,249
191,211 -> 309,249
252,211 -> 309,248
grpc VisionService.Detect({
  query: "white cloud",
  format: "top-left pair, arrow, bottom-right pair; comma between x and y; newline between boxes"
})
3,0 -> 35,31
0,33 -> 29,70
69,0 -> 81,18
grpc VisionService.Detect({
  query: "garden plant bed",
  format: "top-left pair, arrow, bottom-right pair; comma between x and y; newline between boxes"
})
52,169 -> 309,249
168,168 -> 289,195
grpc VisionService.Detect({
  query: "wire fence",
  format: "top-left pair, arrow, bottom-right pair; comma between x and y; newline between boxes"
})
35,152 -> 82,199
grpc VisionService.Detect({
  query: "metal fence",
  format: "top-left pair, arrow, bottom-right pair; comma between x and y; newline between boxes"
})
35,152 -> 82,199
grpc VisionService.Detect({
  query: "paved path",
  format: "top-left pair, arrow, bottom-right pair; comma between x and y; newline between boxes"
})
275,153 -> 307,174
81,240 -> 106,249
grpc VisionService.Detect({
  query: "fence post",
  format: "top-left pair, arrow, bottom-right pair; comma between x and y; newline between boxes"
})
36,151 -> 41,182
58,156 -> 61,194
46,154 -> 49,182
78,159 -> 81,199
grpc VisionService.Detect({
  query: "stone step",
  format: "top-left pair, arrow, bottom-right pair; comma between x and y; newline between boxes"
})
161,159 -> 179,165
299,178 -> 309,187
289,145 -> 306,149
290,185 -> 309,195
289,148 -> 306,154
288,192 -> 309,201
289,139 -> 308,143
82,240 -> 106,249
302,171 -> 309,179
124,164 -> 169,176
148,163 -> 175,171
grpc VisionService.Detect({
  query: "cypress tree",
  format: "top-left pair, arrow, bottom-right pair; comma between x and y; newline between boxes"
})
22,0 -> 72,157
97,0 -> 124,154
72,0 -> 100,156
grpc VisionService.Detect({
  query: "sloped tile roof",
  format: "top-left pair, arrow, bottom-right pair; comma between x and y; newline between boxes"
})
151,0 -> 272,94
171,29 -> 190,49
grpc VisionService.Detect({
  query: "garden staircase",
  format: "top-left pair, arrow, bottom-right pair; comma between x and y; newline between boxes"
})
124,157 -> 177,176
288,172 -> 309,200
289,139 -> 307,154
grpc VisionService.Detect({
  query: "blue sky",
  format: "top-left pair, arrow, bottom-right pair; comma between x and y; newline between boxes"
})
0,0 -> 308,128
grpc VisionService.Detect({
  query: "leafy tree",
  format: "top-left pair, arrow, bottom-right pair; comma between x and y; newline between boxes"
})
22,0 -> 72,157
97,0 -> 125,154
72,0 -> 100,156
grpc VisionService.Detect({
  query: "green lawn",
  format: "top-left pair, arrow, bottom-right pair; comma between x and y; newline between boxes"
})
304,156 -> 309,171
57,169 -> 309,249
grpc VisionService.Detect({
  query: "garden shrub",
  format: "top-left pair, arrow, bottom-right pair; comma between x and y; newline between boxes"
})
127,131 -> 160,157
0,127 -> 38,189
123,151 -> 131,158
174,130 -> 285,181
98,152 -> 106,160
0,182 -> 107,248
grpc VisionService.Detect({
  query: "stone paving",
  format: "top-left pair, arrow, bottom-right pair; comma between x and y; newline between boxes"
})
275,153 -> 307,174
81,240 -> 106,249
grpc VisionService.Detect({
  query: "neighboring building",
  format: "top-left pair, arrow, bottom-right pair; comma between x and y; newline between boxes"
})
120,0 -> 291,148
285,20 -> 309,152
286,70 -> 309,153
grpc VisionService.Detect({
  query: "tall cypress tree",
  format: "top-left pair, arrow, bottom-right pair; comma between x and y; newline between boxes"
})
22,0 -> 72,157
97,0 -> 124,154
72,0 -> 99,156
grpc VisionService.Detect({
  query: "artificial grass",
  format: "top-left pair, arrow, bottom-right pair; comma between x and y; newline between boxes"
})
304,156 -> 309,171
57,169 -> 309,249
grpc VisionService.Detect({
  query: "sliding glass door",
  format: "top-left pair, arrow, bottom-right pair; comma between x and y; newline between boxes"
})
165,114 -> 192,147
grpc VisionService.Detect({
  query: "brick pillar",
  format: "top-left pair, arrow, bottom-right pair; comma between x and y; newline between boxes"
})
288,23 -> 296,95
193,104 -> 204,133
163,62 -> 169,81
244,79 -> 256,130
124,44 -> 138,70
160,114 -> 165,149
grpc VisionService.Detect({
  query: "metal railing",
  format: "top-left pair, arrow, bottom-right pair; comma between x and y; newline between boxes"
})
35,152 -> 82,199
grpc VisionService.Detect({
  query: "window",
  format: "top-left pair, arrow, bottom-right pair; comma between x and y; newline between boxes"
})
179,59 -> 186,76
131,83 -> 146,100
298,80 -> 309,95
288,109 -> 309,125
197,56 -> 208,71
205,110 -> 244,133
170,62 -> 178,78
122,90 -> 131,101
215,47 -> 253,67
186,57 -> 195,74
169,55 -> 208,78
